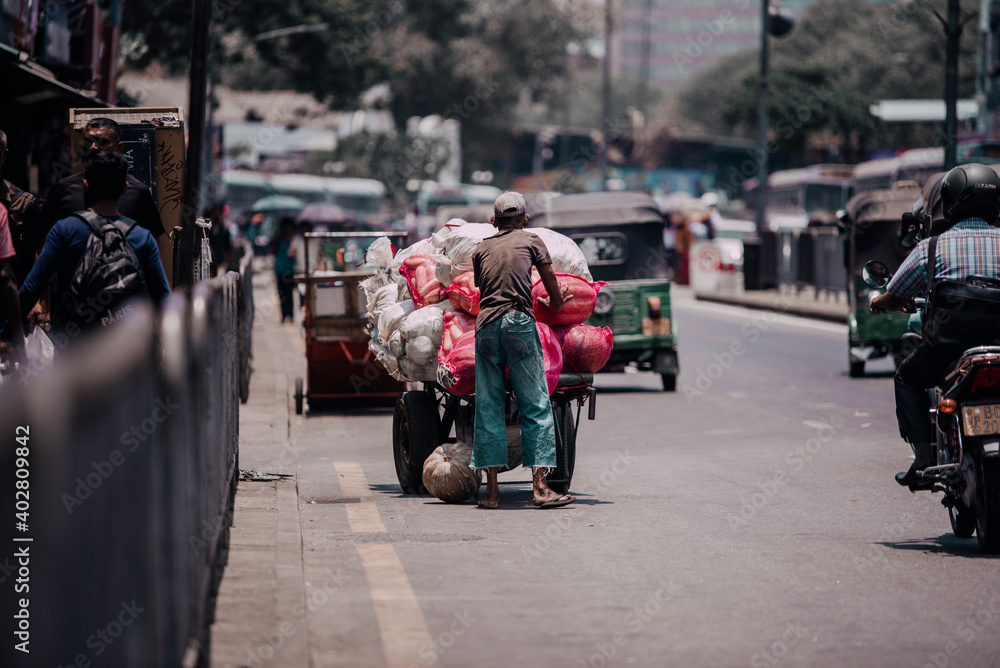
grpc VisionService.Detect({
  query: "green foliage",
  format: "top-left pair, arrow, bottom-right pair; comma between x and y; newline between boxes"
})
674,0 -> 980,155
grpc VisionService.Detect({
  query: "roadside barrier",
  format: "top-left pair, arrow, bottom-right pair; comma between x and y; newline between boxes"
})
0,267 -> 249,667
747,228 -> 847,296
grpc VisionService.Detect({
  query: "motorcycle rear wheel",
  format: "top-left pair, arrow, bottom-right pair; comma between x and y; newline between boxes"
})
975,458 -> 1000,553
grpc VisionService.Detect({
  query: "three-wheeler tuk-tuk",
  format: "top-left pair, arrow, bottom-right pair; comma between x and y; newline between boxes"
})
840,183 -> 921,377
293,231 -> 405,413
528,192 -> 678,390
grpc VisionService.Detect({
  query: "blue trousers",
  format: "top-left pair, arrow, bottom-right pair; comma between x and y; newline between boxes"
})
473,310 -> 555,469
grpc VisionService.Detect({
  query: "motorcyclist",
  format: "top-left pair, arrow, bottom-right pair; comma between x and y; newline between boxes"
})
871,163 -> 1000,488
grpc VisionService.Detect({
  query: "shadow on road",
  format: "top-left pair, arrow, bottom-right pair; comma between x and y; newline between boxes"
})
878,534 -> 1000,559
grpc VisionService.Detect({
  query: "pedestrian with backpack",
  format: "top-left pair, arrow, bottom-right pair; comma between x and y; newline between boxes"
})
19,151 -> 170,345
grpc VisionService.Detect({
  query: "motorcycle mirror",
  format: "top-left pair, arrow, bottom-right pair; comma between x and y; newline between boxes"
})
899,212 -> 921,249
862,260 -> 892,289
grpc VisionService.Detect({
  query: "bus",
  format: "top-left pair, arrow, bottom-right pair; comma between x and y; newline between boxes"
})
416,183 -> 502,216
325,178 -> 386,218
268,173 -> 331,204
742,164 -> 855,229
221,170 -> 276,222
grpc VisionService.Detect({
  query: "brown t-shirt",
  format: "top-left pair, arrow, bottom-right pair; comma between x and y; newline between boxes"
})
472,229 -> 552,331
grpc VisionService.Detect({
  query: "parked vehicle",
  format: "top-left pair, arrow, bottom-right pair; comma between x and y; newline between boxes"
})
529,191 -> 678,390
221,170 -> 276,222
840,183 -> 921,376
689,218 -> 756,294
864,261 -> 1000,553
743,164 -> 854,230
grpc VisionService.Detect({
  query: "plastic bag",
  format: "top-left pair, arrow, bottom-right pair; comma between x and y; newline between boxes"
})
432,223 -> 497,285
23,326 -> 55,374
444,271 -> 481,316
400,254 -> 444,307
532,274 -> 608,326
530,228 -> 593,281
377,299 -> 414,345
552,324 -> 614,374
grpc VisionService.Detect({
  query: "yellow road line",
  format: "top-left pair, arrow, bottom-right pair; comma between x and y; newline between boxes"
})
334,462 -> 432,666
335,461 -> 374,498
345,502 -> 388,533
355,543 -> 433,668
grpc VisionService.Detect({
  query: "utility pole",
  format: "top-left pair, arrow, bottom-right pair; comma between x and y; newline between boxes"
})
182,0 -> 212,286
943,0 -> 962,170
755,0 -> 771,236
639,0 -> 652,120
601,0 -> 613,188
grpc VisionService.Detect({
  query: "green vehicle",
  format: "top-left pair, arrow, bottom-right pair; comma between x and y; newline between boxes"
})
841,184 -> 922,377
529,192 -> 678,391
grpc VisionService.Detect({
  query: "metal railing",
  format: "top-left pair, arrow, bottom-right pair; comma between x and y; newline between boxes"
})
0,266 -> 249,667
747,228 -> 847,296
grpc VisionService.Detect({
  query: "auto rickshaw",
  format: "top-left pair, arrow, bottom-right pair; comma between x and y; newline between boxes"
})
841,182 -> 921,377
293,230 -> 405,413
529,192 -> 678,390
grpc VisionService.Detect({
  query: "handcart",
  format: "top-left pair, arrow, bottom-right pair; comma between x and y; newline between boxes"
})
393,374 -> 596,495
293,231 -> 405,413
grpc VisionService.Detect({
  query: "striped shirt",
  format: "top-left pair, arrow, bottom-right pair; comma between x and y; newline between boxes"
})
887,218 -> 1000,299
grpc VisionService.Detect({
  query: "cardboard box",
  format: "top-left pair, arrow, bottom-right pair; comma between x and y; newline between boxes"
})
69,107 -> 185,285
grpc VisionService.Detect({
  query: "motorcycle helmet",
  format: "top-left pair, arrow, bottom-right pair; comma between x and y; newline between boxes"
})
940,163 -> 1000,224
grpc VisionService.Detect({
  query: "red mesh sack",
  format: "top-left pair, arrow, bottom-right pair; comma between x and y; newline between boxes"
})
437,331 -> 477,396
441,310 -> 476,356
400,254 -> 443,308
531,274 -> 608,326
552,324 -> 614,374
444,271 -> 480,316
536,322 -> 564,395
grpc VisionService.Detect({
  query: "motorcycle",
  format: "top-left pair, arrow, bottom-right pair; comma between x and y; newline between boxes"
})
864,259 -> 1000,553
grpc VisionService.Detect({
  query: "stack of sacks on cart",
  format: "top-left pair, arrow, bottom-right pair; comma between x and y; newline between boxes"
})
361,219 -> 614,396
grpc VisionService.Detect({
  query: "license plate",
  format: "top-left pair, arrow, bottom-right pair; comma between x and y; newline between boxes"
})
642,318 -> 671,336
962,404 -> 1000,436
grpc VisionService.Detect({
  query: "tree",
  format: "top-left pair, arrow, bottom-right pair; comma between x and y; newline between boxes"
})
671,0 -> 979,159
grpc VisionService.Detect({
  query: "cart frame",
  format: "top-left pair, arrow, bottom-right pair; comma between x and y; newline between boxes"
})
293,231 -> 405,413
393,375 -> 595,496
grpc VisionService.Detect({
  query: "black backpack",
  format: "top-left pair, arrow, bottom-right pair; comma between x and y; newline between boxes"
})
56,210 -> 148,332
922,235 -> 1000,351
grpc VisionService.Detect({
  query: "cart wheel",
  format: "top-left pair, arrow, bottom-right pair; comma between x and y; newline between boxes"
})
294,378 -> 304,415
393,391 -> 440,494
849,360 -> 865,378
547,402 -> 576,495
660,372 -> 677,392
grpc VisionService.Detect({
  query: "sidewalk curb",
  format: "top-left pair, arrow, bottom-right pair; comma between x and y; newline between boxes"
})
694,291 -> 848,324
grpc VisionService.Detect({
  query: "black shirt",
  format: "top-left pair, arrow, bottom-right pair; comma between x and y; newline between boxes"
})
39,172 -> 165,240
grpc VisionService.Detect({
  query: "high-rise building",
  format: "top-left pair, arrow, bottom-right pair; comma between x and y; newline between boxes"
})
613,0 -> 805,92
